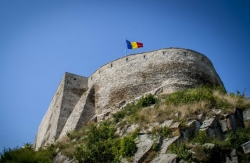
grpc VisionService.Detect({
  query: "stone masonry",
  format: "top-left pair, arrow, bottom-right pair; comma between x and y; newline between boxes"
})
34,48 -> 224,150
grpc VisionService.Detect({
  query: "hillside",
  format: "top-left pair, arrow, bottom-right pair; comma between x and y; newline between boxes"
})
1,86 -> 250,163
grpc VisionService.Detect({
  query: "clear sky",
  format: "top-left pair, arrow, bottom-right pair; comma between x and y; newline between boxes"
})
0,0 -> 250,150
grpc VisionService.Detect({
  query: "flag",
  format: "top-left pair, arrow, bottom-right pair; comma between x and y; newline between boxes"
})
126,40 -> 143,49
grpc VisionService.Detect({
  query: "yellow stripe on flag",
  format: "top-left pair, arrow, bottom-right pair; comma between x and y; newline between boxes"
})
131,42 -> 138,49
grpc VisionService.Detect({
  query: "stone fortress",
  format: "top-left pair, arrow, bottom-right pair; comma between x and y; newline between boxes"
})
34,48 -> 224,150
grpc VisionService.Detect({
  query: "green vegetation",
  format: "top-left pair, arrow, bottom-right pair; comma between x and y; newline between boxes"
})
192,131 -> 210,144
169,143 -> 193,163
0,143 -> 56,163
113,94 -> 158,123
73,121 -> 137,163
120,136 -> 137,158
1,87 -> 250,162
137,94 -> 158,107
169,128 -> 250,162
151,126 -> 172,139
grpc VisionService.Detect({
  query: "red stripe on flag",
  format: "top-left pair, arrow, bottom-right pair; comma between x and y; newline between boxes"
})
137,42 -> 143,48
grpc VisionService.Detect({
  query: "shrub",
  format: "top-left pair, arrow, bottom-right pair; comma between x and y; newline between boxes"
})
192,131 -> 210,144
137,94 -> 157,107
0,143 -> 55,163
120,136 -> 137,158
169,143 -> 193,162
73,120 -> 137,162
224,129 -> 250,148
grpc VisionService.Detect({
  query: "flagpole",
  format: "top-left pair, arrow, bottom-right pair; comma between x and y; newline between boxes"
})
125,36 -> 127,56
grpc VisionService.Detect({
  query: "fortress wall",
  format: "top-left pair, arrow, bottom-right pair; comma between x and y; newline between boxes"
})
34,75 -> 66,150
35,48 -> 224,149
88,48 -> 223,114
58,86 -> 95,140
55,73 -> 88,139
34,72 -> 88,150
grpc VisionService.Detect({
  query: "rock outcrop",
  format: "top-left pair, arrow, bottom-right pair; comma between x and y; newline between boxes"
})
34,48 -> 224,150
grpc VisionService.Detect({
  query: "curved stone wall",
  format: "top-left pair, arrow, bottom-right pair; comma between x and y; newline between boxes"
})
88,48 -> 223,114
35,47 -> 224,150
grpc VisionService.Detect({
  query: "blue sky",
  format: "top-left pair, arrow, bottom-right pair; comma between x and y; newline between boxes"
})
0,0 -> 250,150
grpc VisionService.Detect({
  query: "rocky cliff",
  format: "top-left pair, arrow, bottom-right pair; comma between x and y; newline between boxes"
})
34,48 -> 224,150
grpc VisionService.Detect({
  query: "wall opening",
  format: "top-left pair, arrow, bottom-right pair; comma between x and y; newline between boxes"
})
163,52 -> 166,56
143,55 -> 146,60
126,58 -> 128,62
111,63 -> 113,67
74,78 -> 76,80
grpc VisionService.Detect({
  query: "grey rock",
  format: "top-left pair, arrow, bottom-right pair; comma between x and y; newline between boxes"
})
200,118 -> 216,129
241,141 -> 250,154
161,120 -> 173,128
182,120 -> 200,139
133,134 -> 153,163
53,153 -> 74,163
243,109 -> 250,128
126,123 -> 139,134
229,115 -> 238,131
230,149 -> 237,157
212,108 -> 222,115
219,119 -> 228,132
227,118 -> 233,130
207,126 -> 223,139
160,136 -> 180,154
203,143 -> 215,149
197,114 -> 204,120
226,156 -> 238,163
150,154 -> 177,163
170,122 -> 180,129
234,108 -> 243,124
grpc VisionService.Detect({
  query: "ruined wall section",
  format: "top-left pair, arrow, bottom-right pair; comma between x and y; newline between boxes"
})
88,48 -> 223,114
34,72 -> 88,150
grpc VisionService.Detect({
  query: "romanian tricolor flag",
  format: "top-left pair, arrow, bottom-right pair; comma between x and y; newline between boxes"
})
126,40 -> 143,49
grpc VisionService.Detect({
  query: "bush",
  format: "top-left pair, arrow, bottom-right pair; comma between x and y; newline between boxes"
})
0,143 -> 55,163
73,121 -> 137,163
120,136 -> 137,158
137,94 -> 157,107
224,129 -> 250,148
192,131 -> 210,144
169,143 -> 193,162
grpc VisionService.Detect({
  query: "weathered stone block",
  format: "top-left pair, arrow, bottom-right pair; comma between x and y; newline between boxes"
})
150,154 -> 177,163
200,118 -> 216,129
226,156 -> 238,163
243,109 -> 250,128
170,122 -> 181,137
161,120 -> 173,128
219,119 -> 228,132
229,115 -> 238,131
133,134 -> 153,163
241,141 -> 250,154
161,136 -> 180,154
